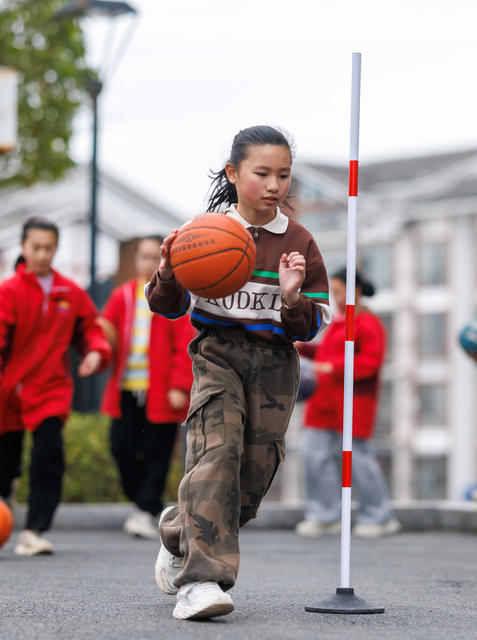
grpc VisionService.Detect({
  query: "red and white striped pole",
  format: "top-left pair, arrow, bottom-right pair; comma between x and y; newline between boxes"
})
306,52 -> 384,615
340,50 -> 361,590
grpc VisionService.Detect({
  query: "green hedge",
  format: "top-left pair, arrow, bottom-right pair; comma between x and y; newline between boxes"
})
17,412 -> 184,503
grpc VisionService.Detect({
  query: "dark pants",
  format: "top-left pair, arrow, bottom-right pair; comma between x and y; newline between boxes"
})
0,417 -> 64,532
110,391 -> 178,516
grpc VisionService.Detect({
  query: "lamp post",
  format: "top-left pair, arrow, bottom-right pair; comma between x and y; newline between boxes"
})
54,0 -> 137,303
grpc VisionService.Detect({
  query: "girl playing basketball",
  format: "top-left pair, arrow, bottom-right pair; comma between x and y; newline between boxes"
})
0,217 -> 111,556
146,125 -> 331,620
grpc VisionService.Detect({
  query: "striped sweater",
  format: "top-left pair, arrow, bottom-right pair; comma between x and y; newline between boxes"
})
146,206 -> 331,343
122,280 -> 151,392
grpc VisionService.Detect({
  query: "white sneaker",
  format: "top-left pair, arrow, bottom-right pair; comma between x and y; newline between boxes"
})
14,530 -> 54,556
124,509 -> 159,539
155,505 -> 182,595
295,520 -> 341,538
173,581 -> 234,620
353,519 -> 402,539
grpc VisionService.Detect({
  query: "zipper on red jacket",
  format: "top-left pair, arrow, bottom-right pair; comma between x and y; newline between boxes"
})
116,282 -> 136,391
42,291 -> 50,316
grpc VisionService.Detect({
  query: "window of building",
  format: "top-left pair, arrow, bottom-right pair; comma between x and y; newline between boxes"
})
414,455 -> 447,499
375,451 -> 392,496
419,313 -> 446,357
418,384 -> 446,425
377,312 -> 393,362
419,241 -> 446,286
419,384 -> 446,425
299,182 -> 323,201
374,380 -> 392,440
303,208 -> 345,234
360,245 -> 393,291
321,248 -> 347,277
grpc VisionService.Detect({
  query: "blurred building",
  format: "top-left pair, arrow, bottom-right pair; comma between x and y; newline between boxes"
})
280,148 -> 477,502
0,166 -> 186,411
0,165 -> 184,289
2,153 -> 477,501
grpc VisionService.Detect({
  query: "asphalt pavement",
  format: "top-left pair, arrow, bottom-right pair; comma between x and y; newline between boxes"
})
1,528 -> 477,640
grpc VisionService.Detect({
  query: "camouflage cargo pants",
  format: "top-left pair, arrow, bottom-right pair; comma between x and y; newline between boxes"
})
159,327 -> 299,591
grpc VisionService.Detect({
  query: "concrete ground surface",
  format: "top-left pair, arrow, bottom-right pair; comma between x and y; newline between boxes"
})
1,528 -> 476,640
12,499 -> 477,532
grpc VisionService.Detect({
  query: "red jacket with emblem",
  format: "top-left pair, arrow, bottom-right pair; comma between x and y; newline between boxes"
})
100,279 -> 194,423
303,308 -> 386,439
0,264 -> 112,434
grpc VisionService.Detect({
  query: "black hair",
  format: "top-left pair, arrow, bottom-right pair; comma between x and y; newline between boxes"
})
15,216 -> 59,270
206,125 -> 294,212
331,266 -> 376,297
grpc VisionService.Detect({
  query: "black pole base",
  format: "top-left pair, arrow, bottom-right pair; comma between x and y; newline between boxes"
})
305,588 -> 385,614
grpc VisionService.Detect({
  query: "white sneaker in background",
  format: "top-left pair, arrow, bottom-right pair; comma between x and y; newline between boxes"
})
155,505 -> 182,595
124,508 -> 159,539
173,581 -> 234,620
295,520 -> 341,538
353,519 -> 402,539
14,530 -> 54,556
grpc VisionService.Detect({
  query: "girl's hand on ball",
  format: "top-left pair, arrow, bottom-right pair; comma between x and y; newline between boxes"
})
279,252 -> 306,307
159,230 -> 179,280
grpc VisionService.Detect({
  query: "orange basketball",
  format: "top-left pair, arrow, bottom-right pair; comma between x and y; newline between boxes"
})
0,501 -> 13,547
170,213 -> 256,299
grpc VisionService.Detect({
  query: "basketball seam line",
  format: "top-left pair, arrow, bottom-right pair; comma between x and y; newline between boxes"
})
178,236 -> 254,294
175,222 -> 252,245
189,243 -> 253,293
172,246 -> 248,269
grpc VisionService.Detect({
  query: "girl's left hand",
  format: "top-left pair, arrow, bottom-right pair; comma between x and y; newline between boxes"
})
279,252 -> 306,306
78,350 -> 102,377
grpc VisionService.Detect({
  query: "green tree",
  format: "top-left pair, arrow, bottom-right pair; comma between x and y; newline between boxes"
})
0,0 -> 91,186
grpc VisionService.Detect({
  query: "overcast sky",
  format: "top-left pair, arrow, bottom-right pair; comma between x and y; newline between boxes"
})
71,0 -> 477,218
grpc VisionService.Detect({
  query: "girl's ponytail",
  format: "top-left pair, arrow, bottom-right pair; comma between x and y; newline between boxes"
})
206,168 -> 237,212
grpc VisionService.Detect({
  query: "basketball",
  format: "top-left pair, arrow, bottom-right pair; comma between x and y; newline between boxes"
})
0,501 -> 13,547
170,213 -> 256,299
459,320 -> 477,356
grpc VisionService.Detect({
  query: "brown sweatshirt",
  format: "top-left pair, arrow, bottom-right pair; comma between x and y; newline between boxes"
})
146,206 -> 331,343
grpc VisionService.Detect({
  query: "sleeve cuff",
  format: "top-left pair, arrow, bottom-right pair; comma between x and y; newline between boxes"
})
281,294 -> 308,317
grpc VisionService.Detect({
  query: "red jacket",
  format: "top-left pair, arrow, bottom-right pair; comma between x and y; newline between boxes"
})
303,308 -> 386,439
100,279 -> 194,423
0,264 -> 111,434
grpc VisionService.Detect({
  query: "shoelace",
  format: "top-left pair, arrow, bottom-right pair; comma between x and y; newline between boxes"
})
169,554 -> 183,569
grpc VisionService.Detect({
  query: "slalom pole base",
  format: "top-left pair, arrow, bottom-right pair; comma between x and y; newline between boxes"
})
305,588 -> 384,614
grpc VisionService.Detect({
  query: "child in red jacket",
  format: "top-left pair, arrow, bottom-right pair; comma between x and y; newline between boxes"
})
0,217 -> 111,556
99,237 -> 194,539
296,268 -> 400,539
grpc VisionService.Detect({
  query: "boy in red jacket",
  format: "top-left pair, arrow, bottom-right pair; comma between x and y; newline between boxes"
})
99,237 -> 194,539
0,217 -> 111,556
296,268 -> 400,539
